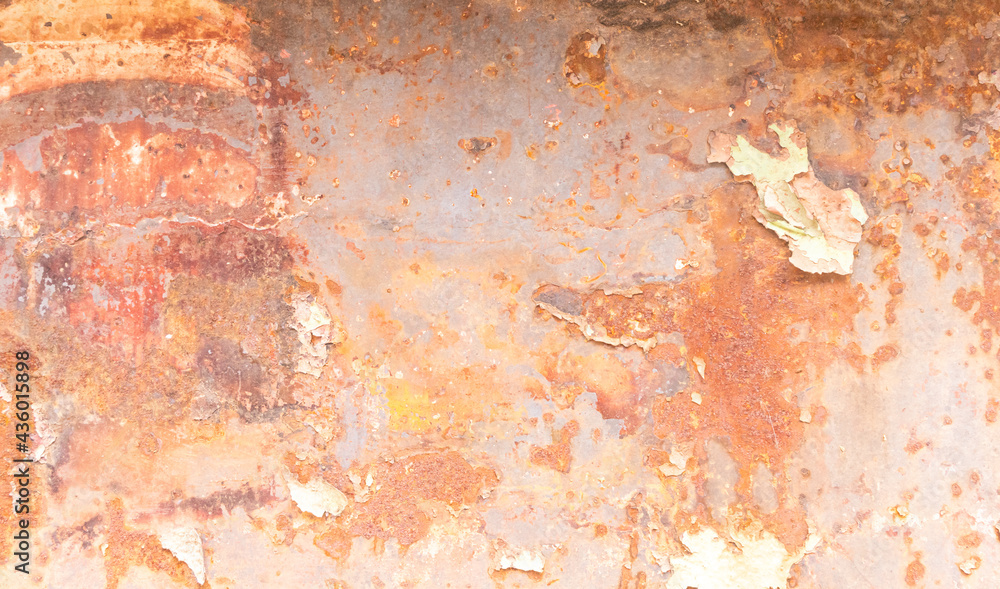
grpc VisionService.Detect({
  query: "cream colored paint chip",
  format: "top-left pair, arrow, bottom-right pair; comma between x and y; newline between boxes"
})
658,445 -> 691,477
290,293 -> 345,377
708,121 -> 868,275
692,356 -> 706,380
668,524 -> 817,589
494,547 -> 545,573
159,527 -> 206,585
285,472 -> 350,517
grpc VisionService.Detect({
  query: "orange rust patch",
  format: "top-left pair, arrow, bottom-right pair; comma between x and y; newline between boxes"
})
349,451 -> 496,546
905,555 -> 925,586
314,527 -> 353,563
32,240 -> 167,349
904,431 -> 928,454
872,344 -> 900,370
538,349 -> 638,423
564,184 -> 861,472
536,183 -> 865,542
530,420 -> 580,474
346,242 -> 366,260
564,32 -> 606,88
957,531 -> 983,548
760,504 -> 811,552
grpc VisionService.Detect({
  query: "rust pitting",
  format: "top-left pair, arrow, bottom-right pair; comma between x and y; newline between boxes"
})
347,451 -> 497,546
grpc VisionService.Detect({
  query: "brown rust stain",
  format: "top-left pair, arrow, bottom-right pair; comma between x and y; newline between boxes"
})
564,32 -> 607,88
11,220 -> 320,431
169,485 -> 275,521
348,451 -> 497,546
530,419 -> 580,474
25,223 -> 298,351
458,136 -> 498,158
155,223 -> 298,281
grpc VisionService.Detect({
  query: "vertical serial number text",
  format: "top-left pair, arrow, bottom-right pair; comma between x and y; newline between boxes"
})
11,350 -> 31,575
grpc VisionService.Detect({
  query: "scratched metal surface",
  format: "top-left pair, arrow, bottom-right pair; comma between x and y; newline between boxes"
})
0,0 -> 997,587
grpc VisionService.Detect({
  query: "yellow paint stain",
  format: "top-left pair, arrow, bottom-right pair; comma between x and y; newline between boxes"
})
381,365 -> 514,432
383,378 -> 435,433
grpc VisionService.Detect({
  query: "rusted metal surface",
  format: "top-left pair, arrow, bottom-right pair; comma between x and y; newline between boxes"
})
0,0 -> 999,587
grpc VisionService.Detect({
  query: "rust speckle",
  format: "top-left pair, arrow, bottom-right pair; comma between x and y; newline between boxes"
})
985,399 -> 998,423
866,219 -> 905,325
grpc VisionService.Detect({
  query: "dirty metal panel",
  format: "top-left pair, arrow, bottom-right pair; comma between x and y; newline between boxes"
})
0,0 -> 997,587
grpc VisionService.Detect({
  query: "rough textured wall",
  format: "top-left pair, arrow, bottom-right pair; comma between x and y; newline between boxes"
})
0,0 -> 998,587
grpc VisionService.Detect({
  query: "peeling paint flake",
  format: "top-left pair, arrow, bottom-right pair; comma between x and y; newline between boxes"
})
494,545 -> 546,574
669,524 -> 818,589
708,122 -> 868,274
289,292 -> 344,377
158,527 -> 206,585
285,471 -> 350,518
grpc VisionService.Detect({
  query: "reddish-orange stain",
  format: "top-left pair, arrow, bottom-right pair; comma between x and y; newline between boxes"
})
530,420 -> 580,473
1,119 -> 258,228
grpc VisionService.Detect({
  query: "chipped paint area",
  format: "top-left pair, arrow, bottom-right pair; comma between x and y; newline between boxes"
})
285,471 -> 349,518
158,527 -> 206,586
668,524 -> 818,589
1,0 -> 999,588
708,122 -> 869,274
